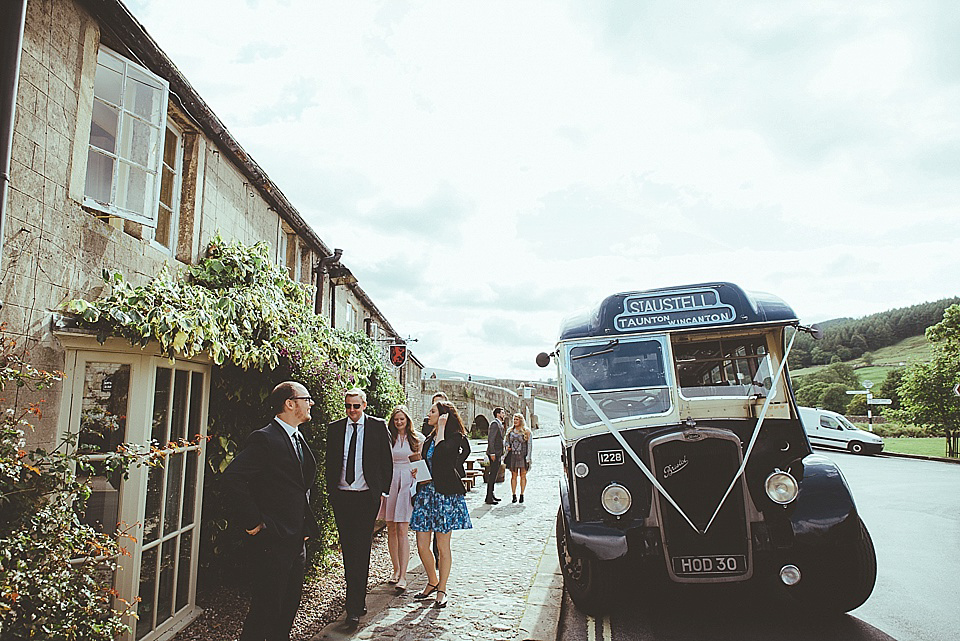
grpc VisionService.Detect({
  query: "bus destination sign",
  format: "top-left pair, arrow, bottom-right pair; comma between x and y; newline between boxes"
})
613,288 -> 737,332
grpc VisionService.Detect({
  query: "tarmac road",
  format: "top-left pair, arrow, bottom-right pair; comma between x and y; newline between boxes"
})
558,448 -> 960,641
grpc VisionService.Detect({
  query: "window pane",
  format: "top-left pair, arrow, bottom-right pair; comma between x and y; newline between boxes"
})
94,56 -> 123,104
171,370 -> 189,441
136,545 -> 158,639
121,114 -> 159,168
157,538 -> 177,624
176,530 -> 193,612
163,452 -> 184,537
84,149 -> 114,203
152,367 -> 172,444
89,100 -> 118,153
143,462 -> 164,544
188,372 -> 204,440
126,69 -> 163,121
182,451 -> 198,527
76,460 -> 122,534
159,165 -> 175,208
156,204 -> 172,248
117,161 -> 154,217
79,363 -> 130,454
163,126 -> 178,167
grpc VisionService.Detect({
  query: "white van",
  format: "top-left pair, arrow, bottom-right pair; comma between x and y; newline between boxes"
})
798,407 -> 884,455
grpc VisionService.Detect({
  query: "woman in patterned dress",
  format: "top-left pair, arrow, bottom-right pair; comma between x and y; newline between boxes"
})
409,401 -> 472,608
504,413 -> 532,503
380,405 -> 420,591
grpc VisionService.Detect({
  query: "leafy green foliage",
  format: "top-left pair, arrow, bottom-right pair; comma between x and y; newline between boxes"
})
64,235 -> 405,578
888,305 -> 960,440
0,329 -> 137,640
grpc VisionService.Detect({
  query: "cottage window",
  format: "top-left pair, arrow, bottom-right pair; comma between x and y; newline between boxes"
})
84,47 -> 169,226
147,121 -> 183,252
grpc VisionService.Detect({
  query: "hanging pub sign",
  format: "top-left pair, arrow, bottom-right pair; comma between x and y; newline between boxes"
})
389,344 -> 408,367
612,287 -> 736,332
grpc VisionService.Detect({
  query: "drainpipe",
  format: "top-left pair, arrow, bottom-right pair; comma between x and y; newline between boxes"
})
0,0 -> 28,281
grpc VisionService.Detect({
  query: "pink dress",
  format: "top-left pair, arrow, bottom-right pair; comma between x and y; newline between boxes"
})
380,435 -> 416,522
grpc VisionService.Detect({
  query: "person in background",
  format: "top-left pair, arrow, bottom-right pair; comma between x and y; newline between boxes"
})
409,401 -> 472,608
379,405 -> 420,592
504,413 -> 532,503
324,389 -> 393,627
485,407 -> 505,504
222,381 -> 320,641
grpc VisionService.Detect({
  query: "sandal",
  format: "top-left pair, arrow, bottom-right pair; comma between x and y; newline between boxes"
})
395,578 -> 407,592
433,590 -> 447,608
414,583 -> 438,600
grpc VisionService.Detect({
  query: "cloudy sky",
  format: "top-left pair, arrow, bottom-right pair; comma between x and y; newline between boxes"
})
127,0 -> 960,380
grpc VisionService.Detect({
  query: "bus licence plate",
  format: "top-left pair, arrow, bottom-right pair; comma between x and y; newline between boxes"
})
673,554 -> 747,576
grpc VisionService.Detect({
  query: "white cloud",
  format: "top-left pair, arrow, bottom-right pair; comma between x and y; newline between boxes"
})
127,0 -> 960,379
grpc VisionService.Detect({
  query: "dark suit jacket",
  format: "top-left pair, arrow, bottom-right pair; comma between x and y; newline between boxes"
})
324,415 -> 393,496
486,419 -> 504,456
222,420 -> 320,545
423,432 -> 470,496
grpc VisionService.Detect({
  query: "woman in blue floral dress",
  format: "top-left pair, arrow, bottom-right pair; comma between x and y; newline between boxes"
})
409,400 -> 472,608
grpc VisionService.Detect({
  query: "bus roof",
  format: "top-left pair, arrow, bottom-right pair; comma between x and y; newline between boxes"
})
558,282 -> 799,340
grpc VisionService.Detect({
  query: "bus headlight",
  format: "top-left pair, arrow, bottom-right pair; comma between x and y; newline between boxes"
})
765,470 -> 799,505
601,483 -> 632,516
574,462 -> 589,478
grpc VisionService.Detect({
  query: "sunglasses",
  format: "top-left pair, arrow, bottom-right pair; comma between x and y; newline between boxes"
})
345,402 -> 363,409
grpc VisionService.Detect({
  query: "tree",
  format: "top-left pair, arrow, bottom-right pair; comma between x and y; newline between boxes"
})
820,383 -> 852,414
877,368 -> 905,411
892,305 -> 960,442
861,351 -> 874,366
846,393 -> 867,415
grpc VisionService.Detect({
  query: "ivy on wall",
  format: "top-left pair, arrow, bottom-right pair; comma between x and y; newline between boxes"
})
62,234 -> 405,576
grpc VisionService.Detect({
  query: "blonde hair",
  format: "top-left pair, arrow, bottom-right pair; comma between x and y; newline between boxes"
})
510,413 -> 530,441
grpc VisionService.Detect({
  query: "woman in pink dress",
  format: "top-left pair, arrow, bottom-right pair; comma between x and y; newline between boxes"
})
381,404 -> 420,591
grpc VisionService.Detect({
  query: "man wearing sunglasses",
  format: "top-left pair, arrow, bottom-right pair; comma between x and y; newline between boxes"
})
325,388 -> 393,627
222,381 -> 321,641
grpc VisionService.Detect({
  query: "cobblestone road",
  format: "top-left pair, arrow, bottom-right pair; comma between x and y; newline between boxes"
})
313,401 -> 562,641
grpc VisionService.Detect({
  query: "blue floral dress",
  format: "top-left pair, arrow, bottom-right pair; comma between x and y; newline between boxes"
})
410,441 -> 472,533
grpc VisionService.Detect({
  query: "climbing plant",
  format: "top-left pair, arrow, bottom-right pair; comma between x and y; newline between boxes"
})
62,234 -> 405,576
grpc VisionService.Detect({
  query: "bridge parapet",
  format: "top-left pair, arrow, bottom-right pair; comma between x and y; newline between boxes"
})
422,379 -> 529,435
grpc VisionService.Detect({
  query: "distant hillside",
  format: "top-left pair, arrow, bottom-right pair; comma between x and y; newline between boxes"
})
789,334 -> 933,384
789,296 -> 959,369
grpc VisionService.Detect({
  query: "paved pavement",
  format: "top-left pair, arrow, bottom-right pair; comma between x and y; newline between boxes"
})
311,400 -> 563,641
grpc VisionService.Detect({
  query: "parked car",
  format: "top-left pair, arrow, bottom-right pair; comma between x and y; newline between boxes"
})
537,282 -> 877,615
798,407 -> 884,455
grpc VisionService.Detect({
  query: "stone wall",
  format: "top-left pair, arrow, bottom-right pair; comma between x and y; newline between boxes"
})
421,379 -> 520,434
481,378 -> 558,402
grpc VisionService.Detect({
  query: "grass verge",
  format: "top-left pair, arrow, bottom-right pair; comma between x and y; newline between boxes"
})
882,437 -> 951,458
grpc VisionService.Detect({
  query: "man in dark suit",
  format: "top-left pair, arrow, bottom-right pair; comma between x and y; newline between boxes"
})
325,388 -> 393,627
222,381 -> 321,641
485,407 -> 505,504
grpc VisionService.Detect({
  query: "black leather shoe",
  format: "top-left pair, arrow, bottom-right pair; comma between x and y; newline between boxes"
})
485,498 -> 497,504
345,614 -> 360,627
493,497 -> 501,503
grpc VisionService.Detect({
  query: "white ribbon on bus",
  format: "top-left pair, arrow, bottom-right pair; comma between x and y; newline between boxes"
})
558,329 -> 799,536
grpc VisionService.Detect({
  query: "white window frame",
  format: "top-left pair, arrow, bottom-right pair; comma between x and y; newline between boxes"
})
84,46 -> 169,227
146,119 -> 183,253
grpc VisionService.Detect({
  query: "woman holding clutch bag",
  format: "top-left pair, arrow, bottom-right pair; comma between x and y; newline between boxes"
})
409,401 -> 472,608
379,405 -> 420,591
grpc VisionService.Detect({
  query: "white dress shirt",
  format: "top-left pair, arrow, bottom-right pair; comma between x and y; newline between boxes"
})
339,415 -> 369,491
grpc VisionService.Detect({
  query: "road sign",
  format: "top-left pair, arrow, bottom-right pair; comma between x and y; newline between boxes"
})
863,380 -> 874,389
954,383 -> 960,397
867,398 -> 892,405
846,390 -> 869,395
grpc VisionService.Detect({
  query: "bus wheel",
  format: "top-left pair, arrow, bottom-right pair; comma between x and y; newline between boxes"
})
556,508 -> 614,615
791,517 -> 877,613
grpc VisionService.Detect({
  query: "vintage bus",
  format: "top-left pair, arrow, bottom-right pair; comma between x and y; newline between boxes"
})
536,282 -> 876,614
